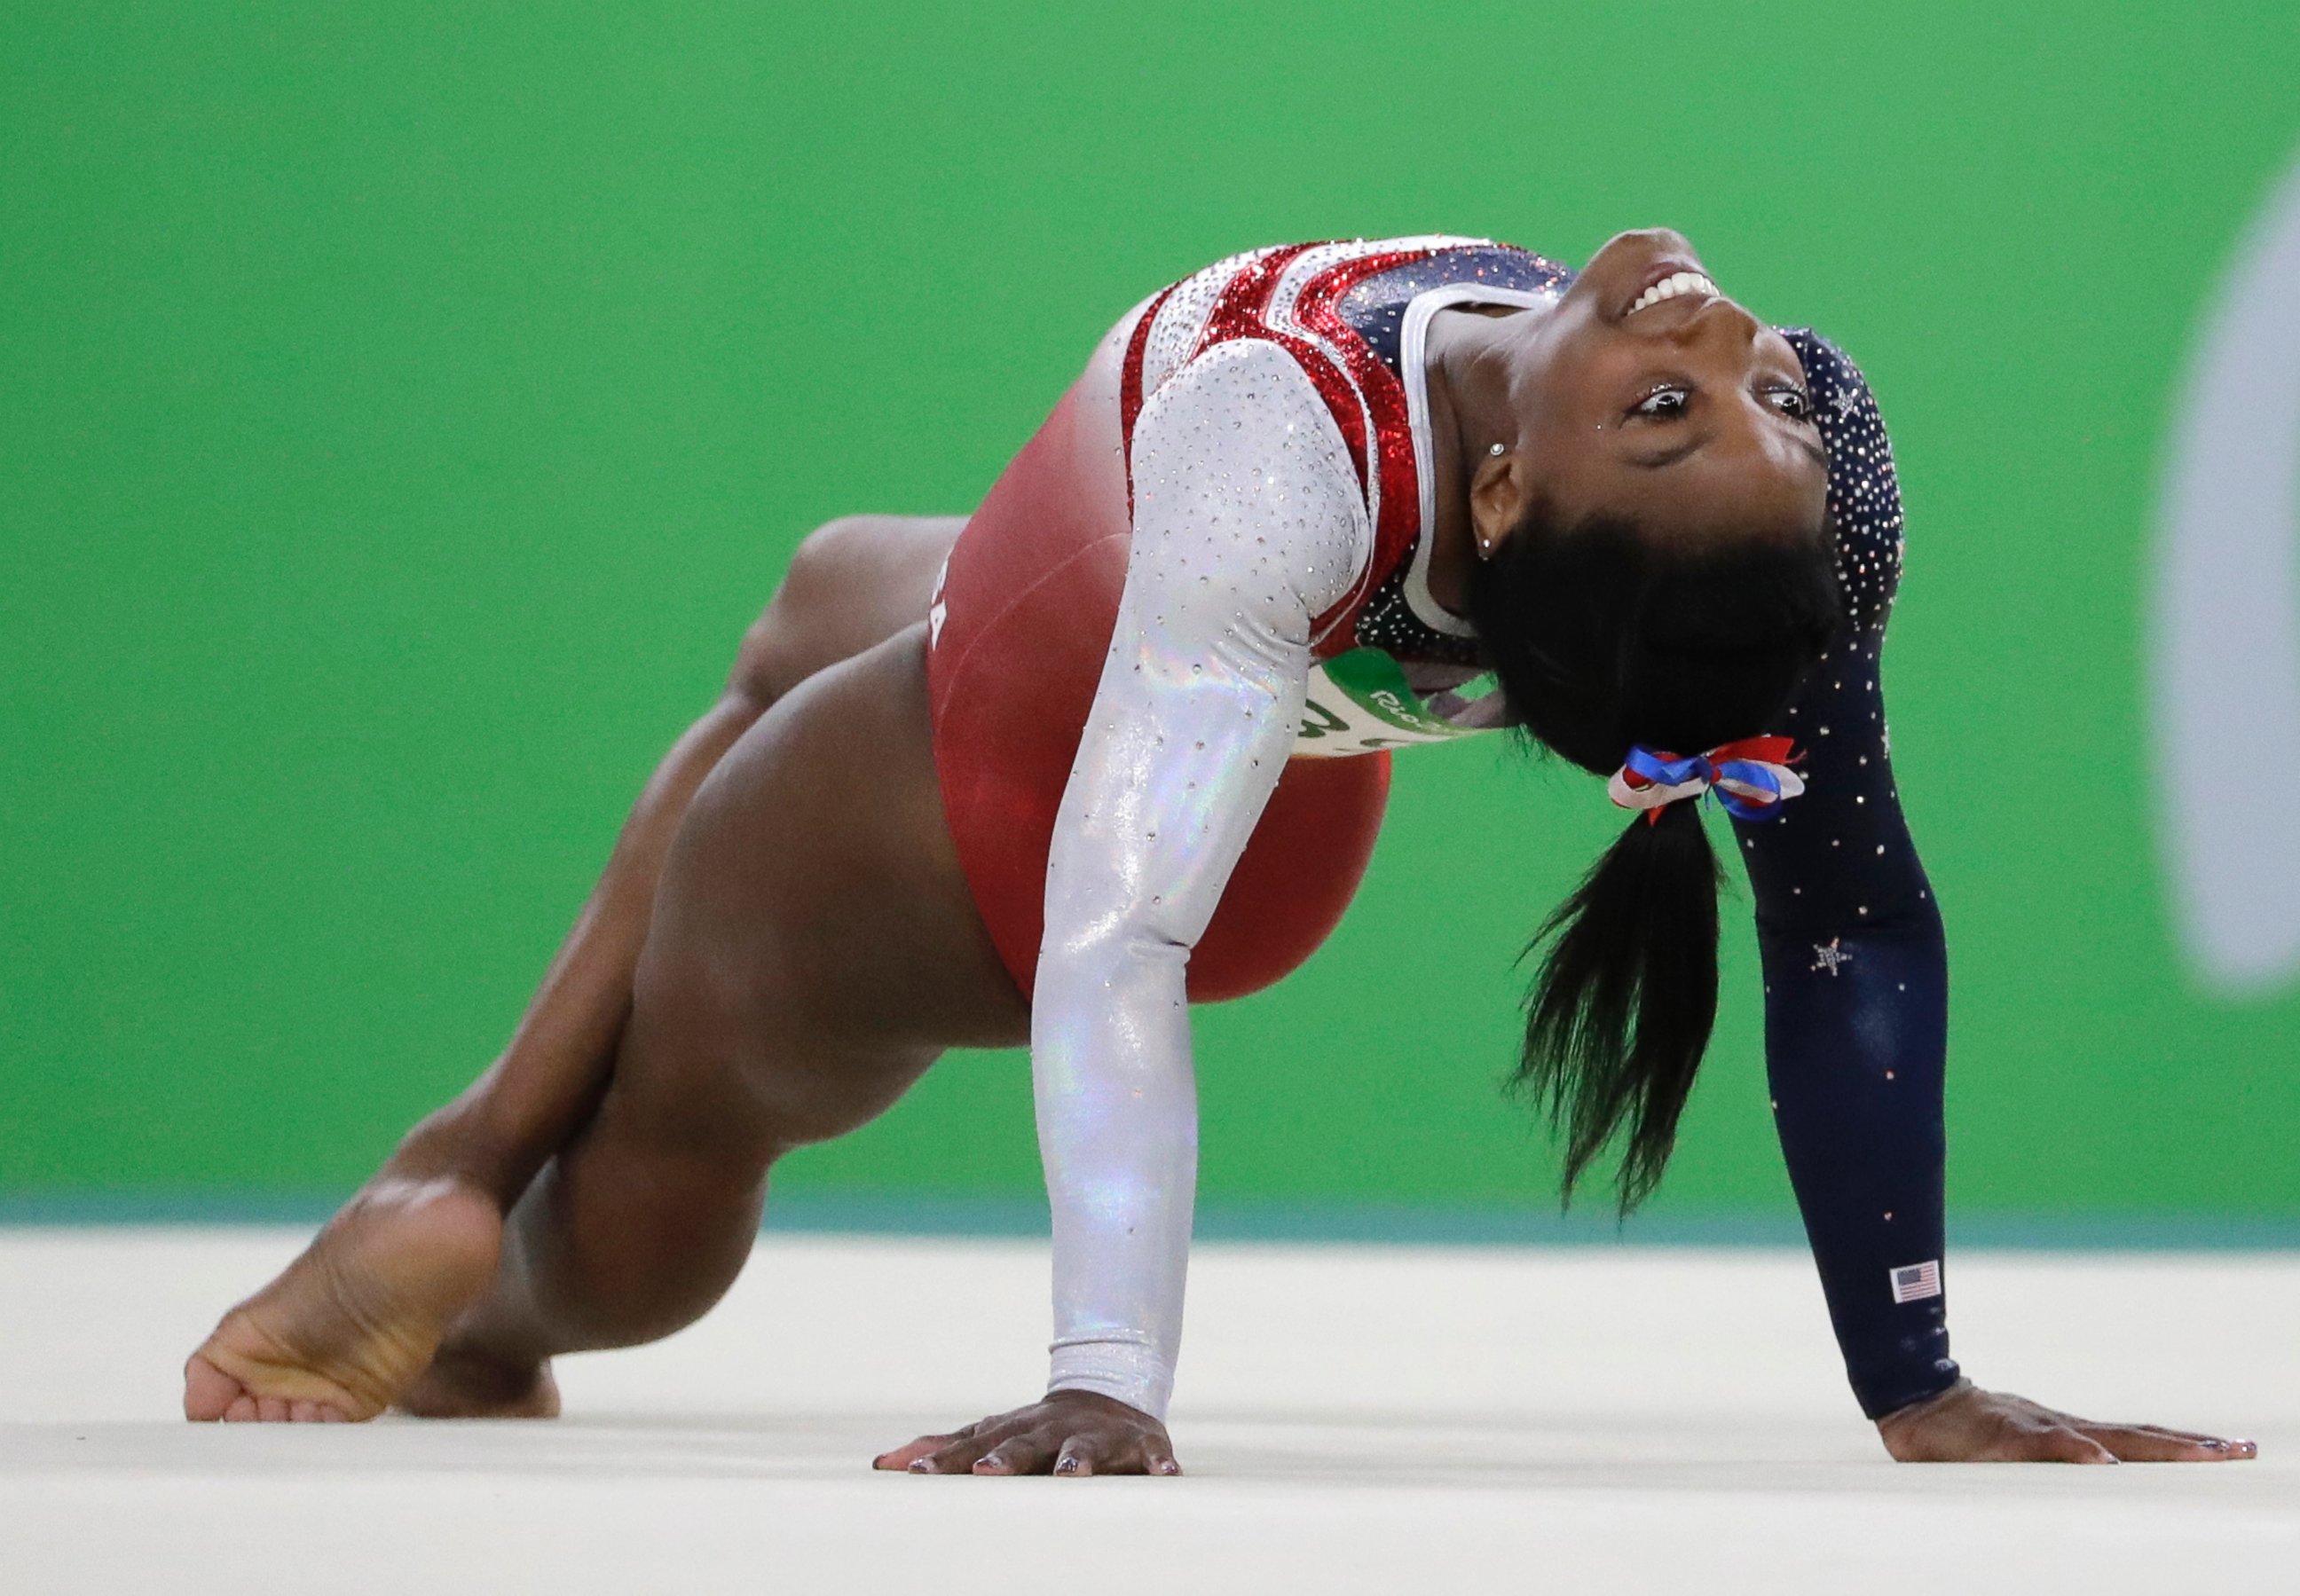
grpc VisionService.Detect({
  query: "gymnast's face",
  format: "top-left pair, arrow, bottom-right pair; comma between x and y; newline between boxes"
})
1477,229 -> 1828,550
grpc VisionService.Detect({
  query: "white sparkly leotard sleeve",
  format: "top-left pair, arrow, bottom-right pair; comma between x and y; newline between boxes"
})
1034,338 -> 1371,1419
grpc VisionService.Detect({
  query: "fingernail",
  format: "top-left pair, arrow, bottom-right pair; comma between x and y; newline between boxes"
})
907,1458 -> 933,1474
1054,1457 -> 1079,1474
1154,1459 -> 1181,1475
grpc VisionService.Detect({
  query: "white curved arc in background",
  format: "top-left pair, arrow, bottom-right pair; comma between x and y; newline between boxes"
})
2154,150 -> 2300,995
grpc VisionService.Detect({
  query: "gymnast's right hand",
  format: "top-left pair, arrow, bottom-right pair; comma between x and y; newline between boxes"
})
872,1389 -> 1182,1476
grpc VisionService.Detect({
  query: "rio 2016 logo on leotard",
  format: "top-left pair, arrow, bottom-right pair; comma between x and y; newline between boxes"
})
2154,146 -> 2300,996
1292,649 -> 1485,759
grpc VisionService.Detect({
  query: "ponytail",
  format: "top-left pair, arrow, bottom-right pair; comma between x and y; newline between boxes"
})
1516,799 -> 1722,1212
1466,499 -> 1843,1215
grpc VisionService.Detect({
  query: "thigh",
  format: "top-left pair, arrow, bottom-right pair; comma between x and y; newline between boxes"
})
621,623 -> 1028,1162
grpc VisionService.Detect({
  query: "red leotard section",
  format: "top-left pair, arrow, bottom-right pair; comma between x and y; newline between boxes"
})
928,381 -> 1388,1004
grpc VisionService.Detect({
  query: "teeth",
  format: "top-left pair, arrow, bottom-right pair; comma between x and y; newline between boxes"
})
1628,270 -> 1719,316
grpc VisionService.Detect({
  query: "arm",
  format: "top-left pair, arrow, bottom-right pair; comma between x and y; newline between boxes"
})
1036,338 -> 1367,1418
1746,337 -> 2252,1463
1738,334 -> 1956,1419
881,339 -> 1371,1474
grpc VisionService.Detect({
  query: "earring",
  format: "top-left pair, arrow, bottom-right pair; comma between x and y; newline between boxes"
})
1487,443 -> 1506,457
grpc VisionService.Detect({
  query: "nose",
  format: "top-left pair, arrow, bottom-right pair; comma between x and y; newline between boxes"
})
1666,294 -> 1762,350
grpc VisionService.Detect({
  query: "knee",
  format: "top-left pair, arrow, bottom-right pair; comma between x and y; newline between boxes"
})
628,940 -> 920,1156
727,515 -> 890,705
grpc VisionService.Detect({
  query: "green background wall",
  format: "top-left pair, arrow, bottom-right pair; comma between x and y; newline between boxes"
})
6,2 -> 2297,1231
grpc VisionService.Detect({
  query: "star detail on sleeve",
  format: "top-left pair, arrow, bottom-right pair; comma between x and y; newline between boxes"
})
1811,938 -> 1855,977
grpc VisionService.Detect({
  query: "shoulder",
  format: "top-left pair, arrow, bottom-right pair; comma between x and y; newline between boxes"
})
1778,328 -> 1905,633
1128,340 -> 1372,601
1134,336 -> 1350,449
1130,246 -> 1299,400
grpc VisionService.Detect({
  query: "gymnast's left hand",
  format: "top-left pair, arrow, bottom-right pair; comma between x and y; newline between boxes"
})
1877,1378 -> 2257,1463
872,1390 -> 1182,1477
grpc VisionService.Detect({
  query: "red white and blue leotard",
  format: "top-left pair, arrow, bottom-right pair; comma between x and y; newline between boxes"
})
930,239 -> 1564,1007
926,238 -> 1954,1425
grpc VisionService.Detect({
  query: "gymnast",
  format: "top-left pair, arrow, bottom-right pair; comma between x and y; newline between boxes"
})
183,230 -> 2253,1471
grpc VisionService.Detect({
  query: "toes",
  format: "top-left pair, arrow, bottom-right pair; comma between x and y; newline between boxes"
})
191,1354 -> 357,1425
182,1353 -> 246,1422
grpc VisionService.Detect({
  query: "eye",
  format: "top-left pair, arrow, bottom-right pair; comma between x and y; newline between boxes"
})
1766,383 -> 1815,421
1631,384 -> 1691,419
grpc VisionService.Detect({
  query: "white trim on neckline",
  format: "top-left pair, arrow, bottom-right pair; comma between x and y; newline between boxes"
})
1399,283 -> 1560,638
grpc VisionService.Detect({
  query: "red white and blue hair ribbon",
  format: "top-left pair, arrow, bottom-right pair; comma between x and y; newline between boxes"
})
1607,736 -> 1805,824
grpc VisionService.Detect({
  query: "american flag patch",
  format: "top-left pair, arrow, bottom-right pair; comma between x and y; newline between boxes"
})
1889,1261 -> 1942,1303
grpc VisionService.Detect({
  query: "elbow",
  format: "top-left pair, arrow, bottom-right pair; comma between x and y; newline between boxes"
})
1036,912 -> 1193,1010
1757,879 -> 1942,944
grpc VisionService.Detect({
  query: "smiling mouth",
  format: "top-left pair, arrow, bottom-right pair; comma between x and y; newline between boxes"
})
1627,269 -> 1721,318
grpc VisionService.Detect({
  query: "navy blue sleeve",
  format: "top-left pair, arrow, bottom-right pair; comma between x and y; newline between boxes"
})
1733,332 -> 1960,1419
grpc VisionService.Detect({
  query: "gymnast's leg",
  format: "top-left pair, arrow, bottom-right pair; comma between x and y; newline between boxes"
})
399,627 -> 1028,1414
183,516 -> 968,1422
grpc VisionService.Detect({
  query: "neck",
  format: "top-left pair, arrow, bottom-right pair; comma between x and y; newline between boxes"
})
1422,309 -> 1530,617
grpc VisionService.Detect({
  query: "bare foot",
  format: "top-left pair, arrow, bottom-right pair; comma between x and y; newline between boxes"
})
184,1177 -> 505,1423
396,1343 -> 562,1419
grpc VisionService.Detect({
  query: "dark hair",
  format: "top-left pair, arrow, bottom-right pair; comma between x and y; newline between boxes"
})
1466,501 -> 1844,1213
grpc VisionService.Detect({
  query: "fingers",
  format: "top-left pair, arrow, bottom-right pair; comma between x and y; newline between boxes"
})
1888,1410 -> 2116,1463
880,1395 -> 1183,1477
884,1426 -> 1182,1476
968,1428 -> 1178,1476
872,1421 -> 980,1471
2077,1425 -> 2257,1463
1978,1411 -> 2117,1464
909,1425 -> 1012,1475
1050,1435 -> 1179,1476
1141,1435 -> 1183,1477
1053,1435 -> 1100,1477
1879,1384 -> 2260,1466
2028,1427 -> 2120,1465
2118,1422 -> 2257,1458
873,1437 -> 949,1472
973,1431 -> 1059,1475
